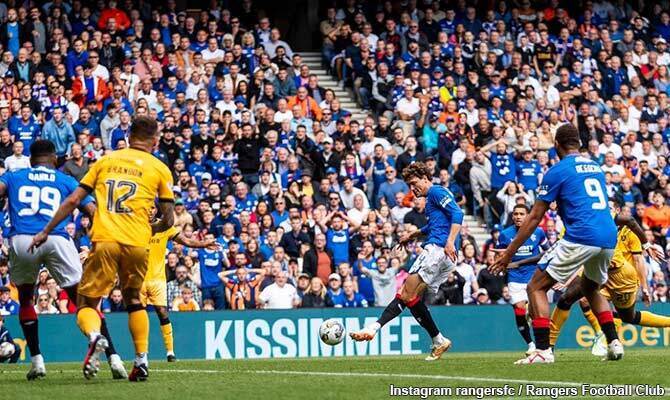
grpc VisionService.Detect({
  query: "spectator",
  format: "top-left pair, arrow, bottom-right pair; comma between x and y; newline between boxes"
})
341,279 -> 368,307
40,106 -> 74,165
3,141 -> 30,171
301,277 -> 334,308
101,288 -> 125,313
0,286 -> 18,315
258,271 -> 300,309
167,265 -> 202,308
172,285 -> 201,312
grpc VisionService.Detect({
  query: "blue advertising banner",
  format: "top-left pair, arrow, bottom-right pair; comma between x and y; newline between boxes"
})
4,304 -> 670,363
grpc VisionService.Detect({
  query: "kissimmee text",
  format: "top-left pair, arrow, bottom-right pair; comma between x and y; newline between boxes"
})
205,316 -> 422,359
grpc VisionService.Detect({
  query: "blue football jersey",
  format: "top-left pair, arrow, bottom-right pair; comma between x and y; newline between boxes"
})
421,185 -> 464,247
497,226 -> 547,283
537,154 -> 617,248
0,166 -> 94,238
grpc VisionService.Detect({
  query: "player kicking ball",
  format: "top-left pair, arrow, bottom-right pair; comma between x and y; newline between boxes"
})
496,204 -> 549,355
490,124 -> 624,365
0,139 -> 126,380
30,116 -> 175,382
349,162 -> 463,361
142,206 -> 219,362
550,204 -> 666,355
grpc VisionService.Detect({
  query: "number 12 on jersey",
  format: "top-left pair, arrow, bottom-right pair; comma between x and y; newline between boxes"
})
105,179 -> 137,213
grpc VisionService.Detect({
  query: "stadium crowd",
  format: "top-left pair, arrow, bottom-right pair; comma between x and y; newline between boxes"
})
1,0 -> 670,315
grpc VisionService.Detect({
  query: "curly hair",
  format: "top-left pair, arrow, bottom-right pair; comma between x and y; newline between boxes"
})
402,161 -> 432,182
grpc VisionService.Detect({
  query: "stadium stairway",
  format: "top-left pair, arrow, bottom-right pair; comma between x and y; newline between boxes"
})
300,52 -> 369,123
300,52 -> 490,247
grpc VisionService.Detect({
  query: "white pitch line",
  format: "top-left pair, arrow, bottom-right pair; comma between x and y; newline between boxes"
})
4,368 -> 670,392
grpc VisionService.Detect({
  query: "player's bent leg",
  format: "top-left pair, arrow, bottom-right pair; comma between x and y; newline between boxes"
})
77,294 -> 108,379
154,306 -> 176,361
398,274 -> 451,361
549,280 -> 581,350
18,284 -> 45,381
515,269 -> 556,365
580,277 -> 623,361
512,299 -> 534,354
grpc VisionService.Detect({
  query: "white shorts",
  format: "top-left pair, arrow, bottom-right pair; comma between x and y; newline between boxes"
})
9,234 -> 82,287
538,239 -> 612,285
409,244 -> 456,292
508,281 -> 528,304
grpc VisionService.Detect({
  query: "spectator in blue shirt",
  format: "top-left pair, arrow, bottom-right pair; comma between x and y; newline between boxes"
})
0,286 -> 18,315
341,280 -> 368,308
377,166 -> 409,208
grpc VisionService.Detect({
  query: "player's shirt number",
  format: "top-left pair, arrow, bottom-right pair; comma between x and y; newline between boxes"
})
105,179 -> 137,214
18,186 -> 61,217
584,178 -> 607,210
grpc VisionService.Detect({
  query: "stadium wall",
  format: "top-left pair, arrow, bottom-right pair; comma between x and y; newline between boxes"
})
5,304 -> 670,362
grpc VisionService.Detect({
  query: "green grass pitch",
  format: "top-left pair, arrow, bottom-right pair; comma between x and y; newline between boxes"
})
2,349 -> 669,399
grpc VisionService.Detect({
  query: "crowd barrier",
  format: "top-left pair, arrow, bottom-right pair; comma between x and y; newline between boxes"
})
4,304 -> 670,362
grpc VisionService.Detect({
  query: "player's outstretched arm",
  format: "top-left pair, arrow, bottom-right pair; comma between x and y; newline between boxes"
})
152,201 -> 175,235
489,200 -> 549,274
633,253 -> 652,307
614,214 -> 665,262
29,187 -> 89,252
444,223 -> 461,262
508,254 -> 543,269
175,232 -> 220,250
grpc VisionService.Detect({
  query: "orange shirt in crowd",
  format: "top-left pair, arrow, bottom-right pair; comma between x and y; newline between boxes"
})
643,205 -> 670,229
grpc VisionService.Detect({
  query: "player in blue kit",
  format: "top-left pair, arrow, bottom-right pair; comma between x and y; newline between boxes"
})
496,204 -> 549,355
350,162 -> 463,361
0,140 -> 126,380
491,124 -> 623,365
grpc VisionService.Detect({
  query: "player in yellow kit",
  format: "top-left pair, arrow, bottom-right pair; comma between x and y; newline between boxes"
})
548,206 -> 668,354
142,207 -> 218,362
30,116 -> 175,382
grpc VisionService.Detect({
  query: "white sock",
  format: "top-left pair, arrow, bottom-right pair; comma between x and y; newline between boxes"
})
432,333 -> 446,345
109,353 -> 121,364
88,332 -> 101,342
368,322 -> 381,332
31,354 -> 44,365
167,351 -> 175,357
135,352 -> 148,367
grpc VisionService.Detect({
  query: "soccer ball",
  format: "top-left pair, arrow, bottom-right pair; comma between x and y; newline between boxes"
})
0,341 -> 15,358
319,319 -> 345,345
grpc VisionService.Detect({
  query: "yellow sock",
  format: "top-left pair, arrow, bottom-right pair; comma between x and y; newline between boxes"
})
160,322 -> 174,353
639,311 -> 670,327
128,309 -> 150,354
614,317 -> 623,331
77,307 -> 101,337
550,307 -> 570,346
583,309 -> 601,333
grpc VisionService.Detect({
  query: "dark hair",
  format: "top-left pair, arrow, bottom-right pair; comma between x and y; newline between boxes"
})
555,123 -> 580,150
513,204 -> 530,212
130,116 -> 158,141
402,162 -> 432,181
29,139 -> 56,158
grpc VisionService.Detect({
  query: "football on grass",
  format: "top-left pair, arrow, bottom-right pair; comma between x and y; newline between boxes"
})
319,319 -> 345,345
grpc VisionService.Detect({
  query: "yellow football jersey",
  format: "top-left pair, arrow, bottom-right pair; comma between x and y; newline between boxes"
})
609,226 -> 642,270
80,148 -> 174,247
145,226 -> 180,282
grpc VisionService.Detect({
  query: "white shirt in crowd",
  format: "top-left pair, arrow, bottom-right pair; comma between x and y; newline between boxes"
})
259,282 -> 299,309
4,155 -> 31,171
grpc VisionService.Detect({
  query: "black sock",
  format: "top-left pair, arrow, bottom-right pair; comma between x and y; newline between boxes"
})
515,314 -> 533,344
601,322 -> 618,343
377,298 -> 406,327
20,319 -> 40,357
532,317 -> 551,350
408,301 -> 440,338
100,318 -> 118,358
534,327 -> 550,350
